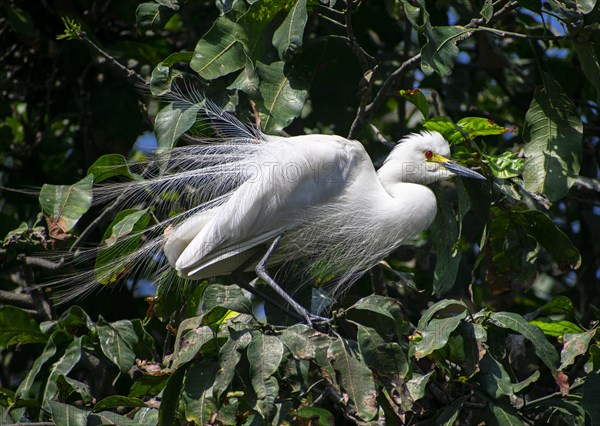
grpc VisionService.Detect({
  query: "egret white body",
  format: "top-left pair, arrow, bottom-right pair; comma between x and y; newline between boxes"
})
80,92 -> 484,323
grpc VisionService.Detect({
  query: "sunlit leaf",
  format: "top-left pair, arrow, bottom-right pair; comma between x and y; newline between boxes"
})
421,26 -> 471,77
257,61 -> 309,133
328,337 -> 378,421
39,174 -> 93,233
523,73 -> 583,202
213,329 -> 252,399
530,319 -> 583,337
136,2 -> 176,31
155,102 -> 200,150
400,88 -> 429,118
273,0 -> 308,61
87,154 -> 132,184
247,332 -> 284,421
97,318 -> 138,374
559,329 -> 596,371
42,337 -> 83,411
190,17 -> 247,80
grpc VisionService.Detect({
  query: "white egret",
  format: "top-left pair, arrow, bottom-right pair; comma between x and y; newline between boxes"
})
74,90 -> 485,325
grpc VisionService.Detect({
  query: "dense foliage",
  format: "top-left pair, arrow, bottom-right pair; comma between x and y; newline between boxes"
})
1,0 -> 600,424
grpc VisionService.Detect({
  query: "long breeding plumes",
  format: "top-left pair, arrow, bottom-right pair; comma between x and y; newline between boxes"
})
49,86 -> 484,317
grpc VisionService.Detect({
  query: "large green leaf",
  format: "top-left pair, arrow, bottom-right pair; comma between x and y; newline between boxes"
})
154,103 -> 200,151
414,310 -> 467,359
257,60 -> 308,133
96,318 -> 138,374
0,306 -> 47,347
213,329 -> 252,399
523,73 -> 583,202
41,337 -> 83,411
488,312 -> 559,377
39,174 -> 93,233
190,17 -> 247,80
421,26 -> 471,77
574,25 -> 600,100
356,324 -> 408,379
327,337 -> 378,421
182,359 -> 219,425
87,154 -> 133,184
272,0 -> 308,62
49,401 -> 90,425
136,2 -> 177,31
431,187 -> 461,295
247,332 -> 284,421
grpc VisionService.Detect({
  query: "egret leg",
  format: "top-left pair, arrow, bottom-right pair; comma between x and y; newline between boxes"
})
255,234 -> 330,327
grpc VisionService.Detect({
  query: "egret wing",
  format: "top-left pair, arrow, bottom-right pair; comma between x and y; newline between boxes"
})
167,135 -> 370,278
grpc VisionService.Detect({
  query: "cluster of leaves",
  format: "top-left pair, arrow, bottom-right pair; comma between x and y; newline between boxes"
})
1,0 -> 600,424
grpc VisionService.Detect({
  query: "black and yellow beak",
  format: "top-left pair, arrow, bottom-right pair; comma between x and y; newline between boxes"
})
430,153 -> 485,180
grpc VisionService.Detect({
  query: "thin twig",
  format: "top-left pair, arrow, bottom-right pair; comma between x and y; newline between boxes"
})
79,32 -> 147,86
0,290 -> 34,308
18,254 -> 65,270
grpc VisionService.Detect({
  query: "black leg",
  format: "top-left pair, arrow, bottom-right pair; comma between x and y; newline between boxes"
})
254,235 -> 330,327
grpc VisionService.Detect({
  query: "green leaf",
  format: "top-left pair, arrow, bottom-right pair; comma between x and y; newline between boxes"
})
480,0 -> 493,22
90,411 -> 140,425
257,60 -> 308,133
405,370 -> 434,402
96,319 -> 138,374
421,26 -> 471,77
0,306 -> 47,347
190,17 -> 247,80
414,310 -> 467,359
213,329 -> 252,399
487,401 -> 524,425
279,324 -> 319,360
477,352 -> 513,398
155,102 -> 200,150
559,329 -> 596,371
201,284 -> 253,315
39,174 -> 93,233
136,2 -> 176,31
170,322 -> 222,370
456,117 -> 509,140
150,52 -> 193,95
575,25 -> 600,100
530,319 -> 583,337
183,359 -> 219,425
523,73 -> 583,202
512,370 -> 540,393
159,364 -> 189,426
431,187 -> 461,295
485,151 -> 524,179
95,208 -> 152,284
42,337 -> 83,411
41,305 -> 95,334
416,299 -> 469,330
327,337 -> 378,421
514,208 -> 582,270
524,295 -> 575,320
129,374 -> 169,398
87,154 -> 132,183
294,406 -> 335,425
94,396 -> 147,412
49,401 -> 90,425
356,324 -> 409,378
272,0 -> 308,61
488,312 -> 559,376
436,395 -> 469,425
400,88 -> 429,118
247,332 -> 284,420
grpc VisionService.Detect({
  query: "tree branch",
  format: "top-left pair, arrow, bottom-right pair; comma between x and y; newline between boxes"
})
347,1 -> 520,139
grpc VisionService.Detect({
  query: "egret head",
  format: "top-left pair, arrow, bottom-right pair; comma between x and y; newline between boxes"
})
379,131 -> 484,185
